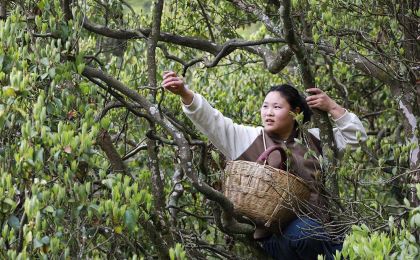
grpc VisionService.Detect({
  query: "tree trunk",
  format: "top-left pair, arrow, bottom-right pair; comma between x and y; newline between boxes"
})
0,0 -> 6,20
399,0 -> 420,205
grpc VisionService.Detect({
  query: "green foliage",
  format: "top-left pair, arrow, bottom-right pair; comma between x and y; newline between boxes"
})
335,202 -> 420,260
0,0 -> 418,258
169,243 -> 187,260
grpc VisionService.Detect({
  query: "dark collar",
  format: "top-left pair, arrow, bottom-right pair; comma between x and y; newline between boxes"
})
264,125 -> 300,145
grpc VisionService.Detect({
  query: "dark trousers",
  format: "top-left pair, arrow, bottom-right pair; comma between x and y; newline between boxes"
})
260,217 -> 342,260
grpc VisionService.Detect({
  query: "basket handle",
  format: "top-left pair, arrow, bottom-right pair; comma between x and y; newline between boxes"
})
256,145 -> 287,169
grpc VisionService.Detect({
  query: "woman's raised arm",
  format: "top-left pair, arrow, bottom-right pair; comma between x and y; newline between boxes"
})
162,71 -> 261,160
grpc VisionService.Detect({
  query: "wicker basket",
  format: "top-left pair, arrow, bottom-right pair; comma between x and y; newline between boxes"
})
223,145 -> 311,228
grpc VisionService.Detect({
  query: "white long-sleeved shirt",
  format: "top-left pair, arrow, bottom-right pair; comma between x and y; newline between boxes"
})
183,93 -> 367,160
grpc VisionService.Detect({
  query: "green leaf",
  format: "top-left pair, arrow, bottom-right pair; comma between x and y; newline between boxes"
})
40,57 -> 49,66
0,106 -> 4,118
124,209 -> 136,231
4,198 -> 16,207
169,248 -> 175,260
7,215 -> 20,230
48,67 -> 56,78
34,237 -> 43,249
2,86 -> 16,97
44,206 -> 55,213
37,0 -> 45,10
41,236 -> 50,245
79,82 -> 90,95
77,63 -> 85,74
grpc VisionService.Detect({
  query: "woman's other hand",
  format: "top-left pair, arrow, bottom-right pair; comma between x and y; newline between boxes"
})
162,71 -> 194,105
305,88 -> 346,119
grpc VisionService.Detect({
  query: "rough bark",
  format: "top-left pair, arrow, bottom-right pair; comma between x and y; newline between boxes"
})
400,2 -> 420,204
0,0 -> 6,20
96,129 -> 126,173
146,138 -> 166,215
147,0 -> 164,101
82,16 -> 297,73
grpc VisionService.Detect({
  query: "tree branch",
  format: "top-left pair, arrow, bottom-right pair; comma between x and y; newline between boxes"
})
146,137 -> 166,214
197,0 -> 216,42
0,0 -> 6,20
82,13 -> 295,74
147,0 -> 164,100
96,129 -> 126,173
226,0 -> 283,36
168,163 -> 184,223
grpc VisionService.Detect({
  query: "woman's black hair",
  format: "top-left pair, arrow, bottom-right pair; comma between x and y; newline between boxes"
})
267,84 -> 312,124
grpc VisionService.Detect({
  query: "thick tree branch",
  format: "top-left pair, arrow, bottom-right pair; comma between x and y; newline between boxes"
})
96,129 -> 126,173
61,0 -> 73,21
226,0 -> 283,36
245,44 -> 294,73
168,163 -> 184,222
146,138 -> 166,214
83,18 -> 220,55
0,0 -> 7,20
82,14 -> 295,73
147,0 -> 164,100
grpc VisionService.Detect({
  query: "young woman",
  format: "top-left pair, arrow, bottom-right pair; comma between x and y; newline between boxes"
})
162,71 -> 367,259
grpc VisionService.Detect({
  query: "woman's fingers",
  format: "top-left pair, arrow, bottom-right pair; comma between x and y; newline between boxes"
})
163,71 -> 176,79
305,94 -> 322,102
161,71 -> 186,95
163,79 -> 183,89
306,88 -> 322,95
162,73 -> 183,87
162,76 -> 178,86
307,100 -> 320,108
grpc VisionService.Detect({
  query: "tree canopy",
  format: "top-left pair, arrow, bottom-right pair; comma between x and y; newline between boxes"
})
0,0 -> 419,259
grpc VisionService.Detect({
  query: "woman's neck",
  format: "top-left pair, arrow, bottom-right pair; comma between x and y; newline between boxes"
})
266,127 -> 295,142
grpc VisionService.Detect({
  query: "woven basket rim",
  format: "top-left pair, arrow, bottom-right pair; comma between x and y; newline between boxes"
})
225,160 -> 311,190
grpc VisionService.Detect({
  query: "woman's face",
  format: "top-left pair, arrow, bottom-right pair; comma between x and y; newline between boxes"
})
260,91 -> 295,138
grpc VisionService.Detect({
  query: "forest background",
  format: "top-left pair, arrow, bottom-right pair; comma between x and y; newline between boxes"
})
0,0 -> 419,259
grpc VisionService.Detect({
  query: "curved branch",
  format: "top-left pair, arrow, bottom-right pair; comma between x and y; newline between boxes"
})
94,101 -> 124,122
83,18 -> 220,55
205,38 -> 288,68
96,129 -> 126,173
82,13 -> 294,73
226,0 -> 283,36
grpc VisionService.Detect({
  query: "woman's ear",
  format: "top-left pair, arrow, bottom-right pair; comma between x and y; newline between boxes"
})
294,107 -> 301,114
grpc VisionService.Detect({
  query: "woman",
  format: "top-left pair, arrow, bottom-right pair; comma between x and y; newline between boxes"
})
162,71 -> 367,259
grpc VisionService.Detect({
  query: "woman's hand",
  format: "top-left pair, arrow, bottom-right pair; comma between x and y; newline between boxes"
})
305,88 -> 346,119
162,71 -> 194,105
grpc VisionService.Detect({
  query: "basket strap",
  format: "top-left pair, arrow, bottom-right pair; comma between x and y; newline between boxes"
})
262,130 -> 267,151
256,145 -> 287,170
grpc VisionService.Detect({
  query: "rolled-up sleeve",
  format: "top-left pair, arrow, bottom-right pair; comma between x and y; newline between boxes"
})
308,110 -> 367,152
